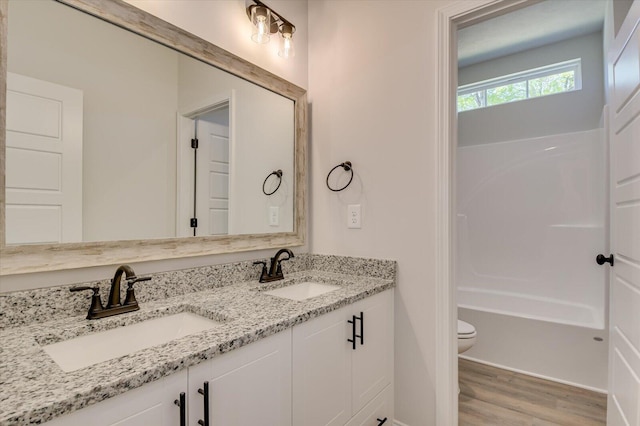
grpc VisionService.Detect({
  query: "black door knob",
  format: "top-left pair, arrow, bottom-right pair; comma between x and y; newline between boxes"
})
596,254 -> 614,266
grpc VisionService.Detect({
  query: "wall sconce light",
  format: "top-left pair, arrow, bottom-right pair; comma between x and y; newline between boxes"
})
246,0 -> 296,58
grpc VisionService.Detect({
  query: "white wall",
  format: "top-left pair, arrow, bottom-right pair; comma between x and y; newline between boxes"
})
178,56 -> 294,235
124,0 -> 308,90
0,0 -> 308,292
458,31 -> 605,146
308,1 -> 447,424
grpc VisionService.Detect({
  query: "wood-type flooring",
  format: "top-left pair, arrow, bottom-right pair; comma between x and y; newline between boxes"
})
458,358 -> 607,425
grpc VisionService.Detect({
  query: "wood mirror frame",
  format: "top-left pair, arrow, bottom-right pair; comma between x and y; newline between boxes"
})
0,0 -> 306,275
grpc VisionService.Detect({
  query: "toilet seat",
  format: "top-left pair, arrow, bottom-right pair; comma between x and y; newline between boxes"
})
457,320 -> 476,339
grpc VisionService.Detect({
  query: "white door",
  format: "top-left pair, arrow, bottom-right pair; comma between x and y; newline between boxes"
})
292,305 -> 352,426
607,2 -> 640,425
196,109 -> 230,236
351,290 -> 393,415
176,102 -> 232,237
5,72 -> 83,244
188,330 -> 292,426
43,370 -> 187,426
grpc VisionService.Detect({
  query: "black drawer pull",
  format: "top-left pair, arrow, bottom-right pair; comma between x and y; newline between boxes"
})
174,392 -> 186,426
198,381 -> 210,426
377,417 -> 388,425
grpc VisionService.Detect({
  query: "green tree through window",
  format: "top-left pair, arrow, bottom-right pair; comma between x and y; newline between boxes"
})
457,59 -> 581,112
528,71 -> 575,98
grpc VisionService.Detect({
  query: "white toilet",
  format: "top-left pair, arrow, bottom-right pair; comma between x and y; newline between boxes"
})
457,320 -> 477,354
457,320 -> 477,394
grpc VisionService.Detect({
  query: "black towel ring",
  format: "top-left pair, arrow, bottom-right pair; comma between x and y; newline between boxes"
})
262,169 -> 283,196
326,161 -> 353,192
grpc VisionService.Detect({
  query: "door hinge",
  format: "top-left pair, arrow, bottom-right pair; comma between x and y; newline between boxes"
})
191,138 -> 199,149
190,218 -> 198,228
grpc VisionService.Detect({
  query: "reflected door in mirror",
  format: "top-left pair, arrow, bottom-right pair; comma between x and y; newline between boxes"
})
6,73 -> 83,245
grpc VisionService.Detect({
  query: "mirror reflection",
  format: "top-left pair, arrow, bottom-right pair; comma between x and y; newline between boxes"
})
5,0 -> 295,245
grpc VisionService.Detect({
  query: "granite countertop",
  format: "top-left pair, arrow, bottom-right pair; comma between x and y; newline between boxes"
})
0,269 -> 394,425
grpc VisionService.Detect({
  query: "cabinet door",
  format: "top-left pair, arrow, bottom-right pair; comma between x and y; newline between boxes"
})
43,369 -> 188,426
292,306 -> 351,426
351,290 -> 394,414
345,385 -> 393,426
188,329 -> 292,426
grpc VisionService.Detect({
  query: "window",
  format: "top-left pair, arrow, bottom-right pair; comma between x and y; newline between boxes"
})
457,59 -> 582,112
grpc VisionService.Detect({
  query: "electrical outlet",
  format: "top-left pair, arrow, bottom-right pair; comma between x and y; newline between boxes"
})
347,204 -> 361,229
269,206 -> 279,226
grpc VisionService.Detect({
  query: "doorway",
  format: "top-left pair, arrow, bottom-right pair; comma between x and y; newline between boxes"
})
456,0 -> 608,392
177,94 -> 234,238
434,1 -> 635,424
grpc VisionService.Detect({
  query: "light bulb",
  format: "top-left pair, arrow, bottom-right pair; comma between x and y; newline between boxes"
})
278,24 -> 295,59
251,6 -> 271,44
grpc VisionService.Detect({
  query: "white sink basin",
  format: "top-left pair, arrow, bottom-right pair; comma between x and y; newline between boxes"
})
43,312 -> 221,372
263,282 -> 340,301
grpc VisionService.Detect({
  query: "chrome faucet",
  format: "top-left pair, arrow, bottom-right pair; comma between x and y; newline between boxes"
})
70,264 -> 151,320
254,248 -> 295,283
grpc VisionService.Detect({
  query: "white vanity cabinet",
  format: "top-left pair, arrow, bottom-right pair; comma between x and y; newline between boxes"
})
292,290 -> 394,426
43,369 -> 188,426
187,329 -> 292,426
40,290 -> 392,426
42,330 -> 291,426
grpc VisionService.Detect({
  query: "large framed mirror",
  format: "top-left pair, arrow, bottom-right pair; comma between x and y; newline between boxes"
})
0,0 -> 306,275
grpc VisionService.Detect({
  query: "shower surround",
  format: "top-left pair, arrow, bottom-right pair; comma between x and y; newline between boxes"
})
457,128 -> 608,391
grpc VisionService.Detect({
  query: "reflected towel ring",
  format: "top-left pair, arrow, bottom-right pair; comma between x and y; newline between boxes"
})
326,161 -> 353,192
262,169 -> 283,195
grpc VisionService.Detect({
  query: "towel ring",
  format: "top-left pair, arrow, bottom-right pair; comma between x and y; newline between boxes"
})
262,170 -> 283,196
326,161 -> 353,192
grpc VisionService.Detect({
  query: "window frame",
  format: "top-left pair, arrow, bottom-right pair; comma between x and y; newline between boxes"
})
457,58 -> 582,112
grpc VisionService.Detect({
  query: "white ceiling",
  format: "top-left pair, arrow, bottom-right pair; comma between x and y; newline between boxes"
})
458,0 -> 607,68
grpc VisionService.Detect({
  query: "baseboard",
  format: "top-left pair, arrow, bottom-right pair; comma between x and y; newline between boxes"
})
393,420 -> 410,426
459,355 -> 608,394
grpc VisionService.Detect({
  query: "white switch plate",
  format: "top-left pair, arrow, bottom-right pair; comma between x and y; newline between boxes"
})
269,206 -> 279,226
347,204 -> 361,229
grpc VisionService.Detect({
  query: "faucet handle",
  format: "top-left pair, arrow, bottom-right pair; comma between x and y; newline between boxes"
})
253,261 -> 267,272
70,285 -> 99,294
253,261 -> 269,282
126,275 -> 151,284
70,286 -> 104,319
123,276 -> 150,306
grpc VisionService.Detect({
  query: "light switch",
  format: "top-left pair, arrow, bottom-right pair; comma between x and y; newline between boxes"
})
269,206 -> 279,226
347,204 -> 361,229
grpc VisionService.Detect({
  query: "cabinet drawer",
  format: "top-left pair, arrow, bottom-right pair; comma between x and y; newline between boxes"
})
346,384 -> 393,426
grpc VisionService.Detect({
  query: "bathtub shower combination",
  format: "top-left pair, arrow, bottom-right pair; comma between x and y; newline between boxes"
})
457,128 -> 609,392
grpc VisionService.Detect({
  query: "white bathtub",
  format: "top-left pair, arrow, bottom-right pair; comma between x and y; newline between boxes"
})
459,303 -> 608,392
458,286 -> 603,329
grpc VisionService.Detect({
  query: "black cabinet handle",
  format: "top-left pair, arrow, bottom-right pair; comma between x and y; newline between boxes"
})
596,254 -> 614,266
348,315 -> 357,350
174,392 -> 186,426
377,418 -> 388,425
348,312 -> 365,350
357,311 -> 364,346
198,381 -> 210,426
